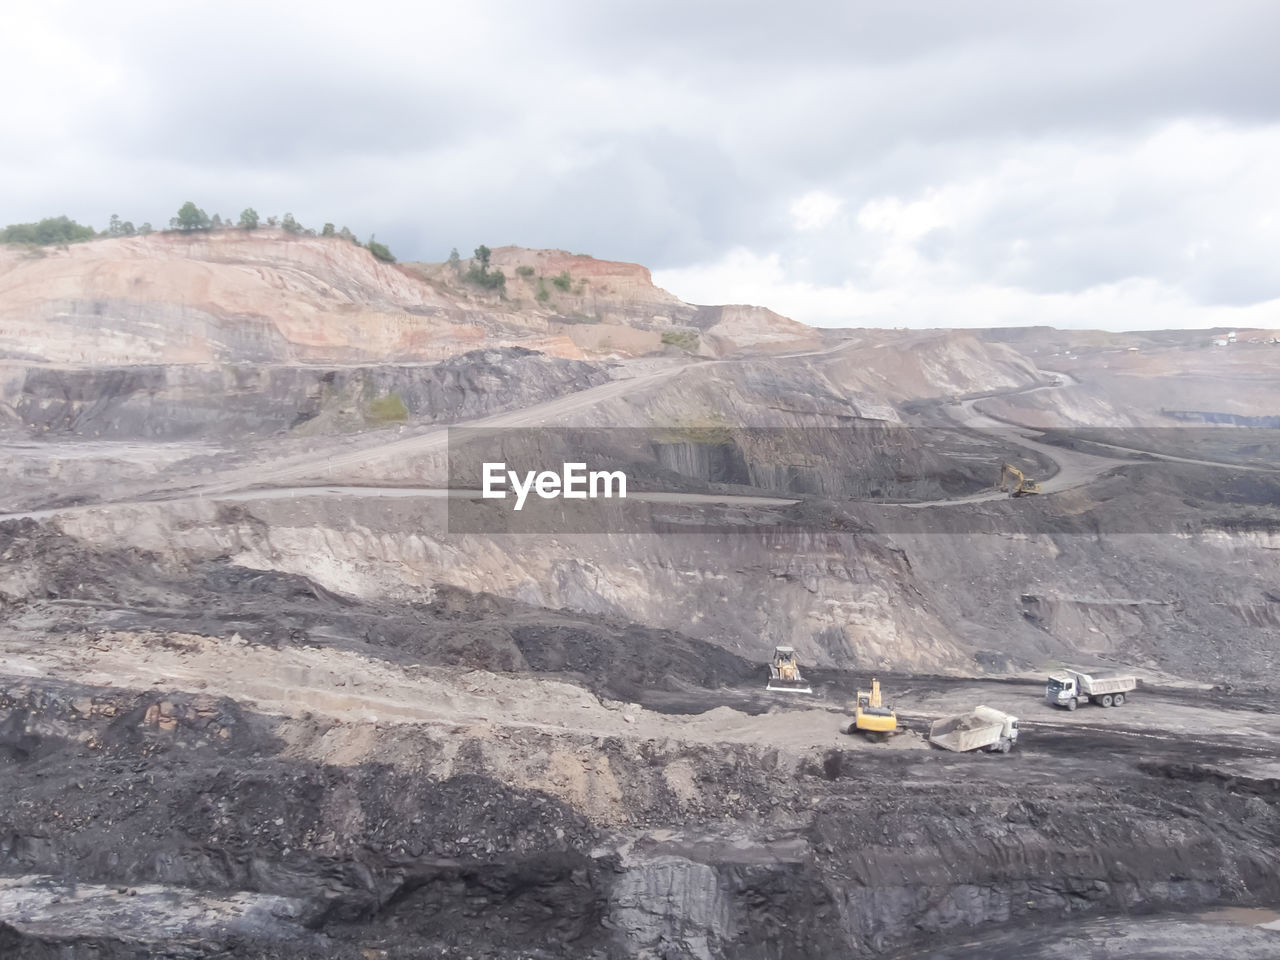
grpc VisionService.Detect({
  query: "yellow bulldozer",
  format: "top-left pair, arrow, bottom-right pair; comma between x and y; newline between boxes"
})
999,463 -> 1042,497
852,678 -> 898,738
766,646 -> 812,694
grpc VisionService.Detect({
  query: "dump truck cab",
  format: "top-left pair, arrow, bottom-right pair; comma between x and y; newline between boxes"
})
998,713 -> 1019,745
1046,671 -> 1078,706
1047,668 -> 1137,709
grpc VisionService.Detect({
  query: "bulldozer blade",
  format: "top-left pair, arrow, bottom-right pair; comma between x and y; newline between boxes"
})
766,679 -> 813,694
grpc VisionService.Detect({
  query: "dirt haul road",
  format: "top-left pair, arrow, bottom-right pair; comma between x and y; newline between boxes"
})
5,364 -> 1270,527
68,336 -> 870,506
6,626 -> 1279,764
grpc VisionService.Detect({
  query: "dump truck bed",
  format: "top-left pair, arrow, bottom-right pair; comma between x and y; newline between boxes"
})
1078,673 -> 1137,696
928,706 -> 1009,753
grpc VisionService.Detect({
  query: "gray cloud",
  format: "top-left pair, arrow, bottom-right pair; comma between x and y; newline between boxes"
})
3,1 -> 1278,325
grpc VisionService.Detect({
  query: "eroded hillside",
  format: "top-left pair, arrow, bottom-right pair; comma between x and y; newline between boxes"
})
2,231 -> 1279,957
0,232 -> 822,366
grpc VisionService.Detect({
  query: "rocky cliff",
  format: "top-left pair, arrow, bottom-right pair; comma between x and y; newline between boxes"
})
0,232 -> 821,366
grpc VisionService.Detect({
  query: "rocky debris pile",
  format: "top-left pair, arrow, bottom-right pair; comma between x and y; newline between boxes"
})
0,686 -> 616,957
1,520 -> 763,709
807,742 -> 1280,956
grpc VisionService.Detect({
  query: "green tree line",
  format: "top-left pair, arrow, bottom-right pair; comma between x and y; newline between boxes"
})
3,204 -> 395,263
1,216 -> 99,245
463,244 -> 506,291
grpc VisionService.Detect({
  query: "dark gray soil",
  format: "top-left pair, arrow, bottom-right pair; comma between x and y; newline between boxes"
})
3,674 -> 1278,958
3,519 -> 1280,958
5,349 -> 610,441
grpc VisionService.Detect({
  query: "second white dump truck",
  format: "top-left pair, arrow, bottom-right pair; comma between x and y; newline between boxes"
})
928,706 -> 1019,753
1046,669 -> 1138,710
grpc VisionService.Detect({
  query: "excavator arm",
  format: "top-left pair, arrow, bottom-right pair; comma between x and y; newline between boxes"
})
999,463 -> 1024,492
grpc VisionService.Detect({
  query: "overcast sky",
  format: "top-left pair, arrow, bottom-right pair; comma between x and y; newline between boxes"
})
3,1 -> 1279,330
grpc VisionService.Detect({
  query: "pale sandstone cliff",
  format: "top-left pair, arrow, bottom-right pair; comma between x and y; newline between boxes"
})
0,232 -> 820,365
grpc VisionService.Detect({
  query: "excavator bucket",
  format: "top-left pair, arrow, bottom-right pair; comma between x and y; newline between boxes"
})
766,646 -> 813,694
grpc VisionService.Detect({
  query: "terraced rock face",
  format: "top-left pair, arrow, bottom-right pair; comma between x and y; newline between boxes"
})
2,236 -> 1279,957
2,321 -> 1278,679
2,347 -> 607,441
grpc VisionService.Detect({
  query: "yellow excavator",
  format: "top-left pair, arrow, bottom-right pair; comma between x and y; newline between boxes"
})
766,646 -> 812,694
853,678 -> 898,738
999,463 -> 1042,497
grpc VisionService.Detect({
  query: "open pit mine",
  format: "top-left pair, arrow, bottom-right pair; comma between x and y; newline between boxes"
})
2,230 -> 1279,958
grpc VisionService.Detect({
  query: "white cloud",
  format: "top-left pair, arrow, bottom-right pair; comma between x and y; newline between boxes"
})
656,118 -> 1280,328
790,191 -> 844,231
654,251 -> 1280,332
2,3 -> 1279,329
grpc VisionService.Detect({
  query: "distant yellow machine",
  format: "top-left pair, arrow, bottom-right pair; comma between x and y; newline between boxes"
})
853,678 -> 898,737
766,646 -> 812,694
999,463 -> 1042,497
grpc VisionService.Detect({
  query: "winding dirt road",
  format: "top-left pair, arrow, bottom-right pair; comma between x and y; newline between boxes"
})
135,335 -> 879,501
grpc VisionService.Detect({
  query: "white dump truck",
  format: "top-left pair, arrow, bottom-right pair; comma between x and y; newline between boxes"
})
1046,669 -> 1138,710
928,706 -> 1019,753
